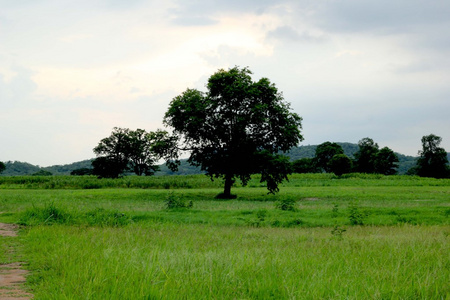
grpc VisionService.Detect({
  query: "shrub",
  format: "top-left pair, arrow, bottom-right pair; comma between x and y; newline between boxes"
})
348,201 -> 368,225
275,198 -> 297,211
165,192 -> 193,209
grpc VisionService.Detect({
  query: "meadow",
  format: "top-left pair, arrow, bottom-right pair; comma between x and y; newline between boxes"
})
0,173 -> 449,299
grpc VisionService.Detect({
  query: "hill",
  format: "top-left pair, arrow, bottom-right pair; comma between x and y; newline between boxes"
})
1,160 -> 94,176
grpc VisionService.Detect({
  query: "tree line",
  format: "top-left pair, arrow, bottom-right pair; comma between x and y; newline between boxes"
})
1,67 -> 449,196
292,138 -> 400,176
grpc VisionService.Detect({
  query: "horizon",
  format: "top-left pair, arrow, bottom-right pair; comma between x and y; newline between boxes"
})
4,141 -> 432,168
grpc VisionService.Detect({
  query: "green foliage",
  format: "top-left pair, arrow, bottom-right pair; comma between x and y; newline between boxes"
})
375,147 -> 399,175
354,138 -> 399,175
70,168 -> 93,176
32,169 -> 53,176
348,201 -> 368,225
275,198 -> 296,211
0,161 -> 5,174
330,225 -> 346,239
354,137 -> 379,173
291,157 -> 319,173
415,134 -> 450,178
328,154 -> 353,176
251,209 -> 267,227
163,66 -> 303,197
314,142 -> 344,173
165,192 -> 193,209
93,127 -> 174,178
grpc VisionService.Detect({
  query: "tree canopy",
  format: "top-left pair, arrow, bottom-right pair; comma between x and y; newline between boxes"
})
0,161 -> 5,174
163,66 -> 303,197
354,138 -> 379,173
313,142 -> 344,173
414,134 -> 449,178
328,154 -> 353,176
374,147 -> 399,175
92,127 -> 174,178
354,138 -> 399,175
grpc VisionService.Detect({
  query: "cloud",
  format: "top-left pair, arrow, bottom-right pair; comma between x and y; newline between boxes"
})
266,26 -> 326,43
308,0 -> 450,34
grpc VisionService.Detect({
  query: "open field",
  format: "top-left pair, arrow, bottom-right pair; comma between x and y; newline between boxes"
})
0,174 -> 449,299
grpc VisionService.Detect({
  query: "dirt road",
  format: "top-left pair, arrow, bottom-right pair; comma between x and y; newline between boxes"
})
0,222 -> 33,300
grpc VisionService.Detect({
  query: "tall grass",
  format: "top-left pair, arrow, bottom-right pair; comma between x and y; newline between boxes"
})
1,174 -> 449,299
22,224 -> 449,299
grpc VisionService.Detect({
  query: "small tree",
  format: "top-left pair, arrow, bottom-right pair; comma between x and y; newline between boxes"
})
415,134 -> 449,178
0,162 -> 5,174
329,154 -> 353,176
313,142 -> 344,173
163,66 -> 303,197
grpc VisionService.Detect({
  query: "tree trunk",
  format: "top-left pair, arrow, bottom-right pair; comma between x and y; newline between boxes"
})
223,173 -> 233,198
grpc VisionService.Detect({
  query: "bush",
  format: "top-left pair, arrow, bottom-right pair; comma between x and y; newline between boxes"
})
165,192 -> 193,209
275,198 -> 297,211
348,201 -> 368,225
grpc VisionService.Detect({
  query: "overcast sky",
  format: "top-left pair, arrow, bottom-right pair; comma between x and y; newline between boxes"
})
1,0 -> 449,166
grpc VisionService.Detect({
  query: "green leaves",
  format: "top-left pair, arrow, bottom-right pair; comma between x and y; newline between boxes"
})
92,128 -> 175,178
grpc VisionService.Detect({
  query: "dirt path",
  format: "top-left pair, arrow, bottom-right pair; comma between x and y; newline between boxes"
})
0,222 -> 33,300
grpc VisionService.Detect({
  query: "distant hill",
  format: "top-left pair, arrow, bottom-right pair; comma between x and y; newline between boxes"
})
1,144 -> 448,176
1,159 -> 94,176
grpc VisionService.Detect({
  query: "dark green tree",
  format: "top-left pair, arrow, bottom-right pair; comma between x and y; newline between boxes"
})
415,134 -> 449,178
292,158 -> 319,173
70,168 -> 94,176
329,154 -> 353,176
374,147 -> 399,175
313,142 -> 344,173
354,138 -> 379,173
163,66 -> 303,197
0,161 -> 5,174
93,127 -> 173,178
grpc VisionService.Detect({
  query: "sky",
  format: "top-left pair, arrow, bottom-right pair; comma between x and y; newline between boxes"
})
1,0 -> 449,166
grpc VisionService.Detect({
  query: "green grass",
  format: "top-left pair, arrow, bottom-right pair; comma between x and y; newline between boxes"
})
0,174 -> 449,299
21,225 -> 450,299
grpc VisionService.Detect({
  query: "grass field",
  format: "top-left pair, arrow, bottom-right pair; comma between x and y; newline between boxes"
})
0,173 -> 449,299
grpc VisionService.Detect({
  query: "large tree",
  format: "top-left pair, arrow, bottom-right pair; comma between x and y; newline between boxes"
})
0,161 -> 5,174
93,127 -> 173,178
313,142 -> 344,173
415,134 -> 449,178
163,66 -> 303,197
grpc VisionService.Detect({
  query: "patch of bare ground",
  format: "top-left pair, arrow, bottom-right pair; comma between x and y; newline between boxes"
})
302,197 -> 321,201
0,222 -> 33,300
